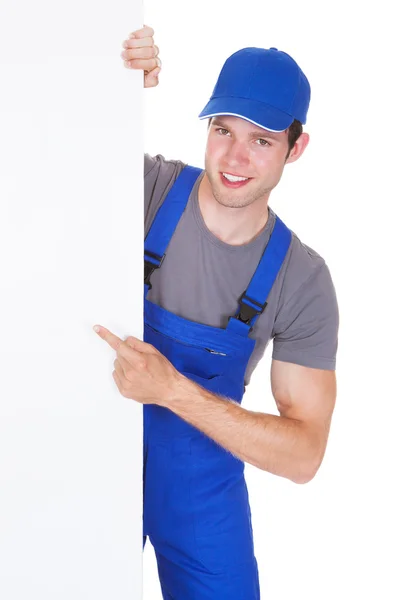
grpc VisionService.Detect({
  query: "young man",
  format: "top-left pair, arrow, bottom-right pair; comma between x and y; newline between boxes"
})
95,25 -> 339,600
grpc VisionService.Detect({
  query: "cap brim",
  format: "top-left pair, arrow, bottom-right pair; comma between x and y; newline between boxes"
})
198,97 -> 294,132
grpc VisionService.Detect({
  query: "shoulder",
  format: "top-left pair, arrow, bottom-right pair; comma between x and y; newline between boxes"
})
271,214 -> 339,370
278,219 -> 338,317
279,217 -> 330,299
144,153 -> 188,234
144,153 -> 187,184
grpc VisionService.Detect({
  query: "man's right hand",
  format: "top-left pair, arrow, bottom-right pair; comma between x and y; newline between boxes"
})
121,25 -> 161,88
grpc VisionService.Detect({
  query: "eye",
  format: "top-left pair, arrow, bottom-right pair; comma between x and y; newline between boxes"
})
256,139 -> 270,146
216,127 -> 230,135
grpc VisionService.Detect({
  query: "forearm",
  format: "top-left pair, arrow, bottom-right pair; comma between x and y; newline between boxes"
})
164,375 -> 318,484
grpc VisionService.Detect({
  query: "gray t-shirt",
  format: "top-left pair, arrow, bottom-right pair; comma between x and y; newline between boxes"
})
144,153 -> 339,386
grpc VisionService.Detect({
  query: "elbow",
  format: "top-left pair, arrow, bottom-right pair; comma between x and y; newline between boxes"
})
292,456 -> 323,485
292,471 -> 316,485
292,436 -> 327,484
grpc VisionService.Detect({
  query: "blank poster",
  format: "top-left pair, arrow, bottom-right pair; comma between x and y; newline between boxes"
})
0,2 -> 144,598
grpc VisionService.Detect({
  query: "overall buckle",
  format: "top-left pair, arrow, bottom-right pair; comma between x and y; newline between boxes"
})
235,292 -> 267,327
144,251 -> 165,289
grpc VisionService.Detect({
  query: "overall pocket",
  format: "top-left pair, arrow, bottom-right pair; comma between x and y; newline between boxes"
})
180,370 -> 222,386
144,322 -> 230,381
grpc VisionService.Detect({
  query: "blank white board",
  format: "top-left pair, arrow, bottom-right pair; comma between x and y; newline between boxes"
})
0,2 -> 144,598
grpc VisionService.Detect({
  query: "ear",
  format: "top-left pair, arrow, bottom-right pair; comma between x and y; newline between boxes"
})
285,132 -> 310,164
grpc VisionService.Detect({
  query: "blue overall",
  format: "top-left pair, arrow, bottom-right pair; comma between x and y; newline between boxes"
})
142,166 -> 292,599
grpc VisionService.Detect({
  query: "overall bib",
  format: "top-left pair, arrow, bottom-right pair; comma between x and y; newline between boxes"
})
142,166 -> 292,599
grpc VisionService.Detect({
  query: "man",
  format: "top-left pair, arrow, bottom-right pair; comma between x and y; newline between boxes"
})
94,25 -> 339,600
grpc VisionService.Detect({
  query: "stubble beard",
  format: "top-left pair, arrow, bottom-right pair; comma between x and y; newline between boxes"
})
209,171 -> 271,209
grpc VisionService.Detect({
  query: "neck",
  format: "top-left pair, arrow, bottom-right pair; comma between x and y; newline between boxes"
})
198,173 -> 270,246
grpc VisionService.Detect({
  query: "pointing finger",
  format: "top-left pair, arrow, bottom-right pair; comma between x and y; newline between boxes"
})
125,335 -> 158,354
93,325 -> 122,351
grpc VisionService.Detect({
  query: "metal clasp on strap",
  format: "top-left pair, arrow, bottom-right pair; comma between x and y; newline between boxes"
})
234,292 -> 267,328
144,251 -> 165,289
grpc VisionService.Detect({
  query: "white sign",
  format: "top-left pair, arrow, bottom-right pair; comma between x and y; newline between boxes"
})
0,2 -> 144,598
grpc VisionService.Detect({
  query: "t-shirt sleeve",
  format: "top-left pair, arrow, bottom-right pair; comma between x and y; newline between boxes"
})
272,262 -> 339,370
144,153 -> 187,236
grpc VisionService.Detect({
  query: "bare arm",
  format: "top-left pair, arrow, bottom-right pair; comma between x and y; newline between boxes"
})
164,359 -> 336,484
94,326 -> 337,484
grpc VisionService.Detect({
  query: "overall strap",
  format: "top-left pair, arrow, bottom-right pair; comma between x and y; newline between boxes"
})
227,215 -> 292,337
144,165 -> 202,290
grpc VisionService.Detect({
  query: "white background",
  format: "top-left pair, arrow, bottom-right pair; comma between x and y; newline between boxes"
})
143,1 -> 400,599
1,1 -> 398,599
0,1 -> 144,598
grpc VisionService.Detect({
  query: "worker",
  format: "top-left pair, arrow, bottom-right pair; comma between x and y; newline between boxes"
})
94,24 -> 339,600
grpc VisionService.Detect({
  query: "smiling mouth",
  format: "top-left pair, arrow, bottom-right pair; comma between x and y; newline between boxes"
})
221,172 -> 251,182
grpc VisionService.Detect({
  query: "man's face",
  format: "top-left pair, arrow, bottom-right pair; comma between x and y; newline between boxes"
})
204,115 -> 291,209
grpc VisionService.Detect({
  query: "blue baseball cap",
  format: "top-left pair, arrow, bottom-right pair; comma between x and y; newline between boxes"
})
198,47 -> 311,132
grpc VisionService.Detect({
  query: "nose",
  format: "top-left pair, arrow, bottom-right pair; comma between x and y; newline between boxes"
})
224,139 -> 250,170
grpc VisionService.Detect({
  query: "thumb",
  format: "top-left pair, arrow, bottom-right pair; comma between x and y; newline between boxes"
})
145,67 -> 161,88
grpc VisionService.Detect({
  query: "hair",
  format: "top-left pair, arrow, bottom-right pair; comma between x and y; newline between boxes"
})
207,117 -> 303,160
286,119 -> 303,159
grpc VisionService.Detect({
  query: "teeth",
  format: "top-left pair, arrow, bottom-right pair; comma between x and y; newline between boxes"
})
223,172 -> 249,182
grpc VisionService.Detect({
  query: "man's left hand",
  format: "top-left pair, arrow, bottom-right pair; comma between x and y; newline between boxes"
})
93,325 -> 181,406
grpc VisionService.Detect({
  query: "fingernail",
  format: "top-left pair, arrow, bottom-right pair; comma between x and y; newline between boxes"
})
129,33 -> 135,38
123,41 -> 128,48
93,325 -> 100,333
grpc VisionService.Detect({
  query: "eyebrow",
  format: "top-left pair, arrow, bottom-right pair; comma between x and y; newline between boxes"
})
211,118 -> 281,140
